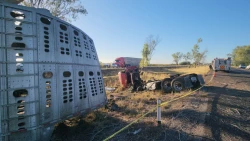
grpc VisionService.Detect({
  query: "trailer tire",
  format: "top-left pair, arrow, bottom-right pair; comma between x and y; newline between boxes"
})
161,78 -> 172,93
172,79 -> 185,92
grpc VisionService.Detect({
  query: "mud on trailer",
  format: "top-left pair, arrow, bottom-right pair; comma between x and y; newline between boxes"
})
0,1 -> 107,140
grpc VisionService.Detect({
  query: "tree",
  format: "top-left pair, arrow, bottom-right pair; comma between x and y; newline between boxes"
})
140,44 -> 150,67
191,38 -> 207,65
172,52 -> 183,65
145,35 -> 161,63
183,52 -> 192,62
232,45 -> 250,66
21,0 -> 87,22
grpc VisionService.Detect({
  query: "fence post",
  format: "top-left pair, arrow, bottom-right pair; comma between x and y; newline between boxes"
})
157,98 -> 161,126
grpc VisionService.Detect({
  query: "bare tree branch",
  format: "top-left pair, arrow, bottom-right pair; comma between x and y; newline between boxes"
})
21,0 -> 88,22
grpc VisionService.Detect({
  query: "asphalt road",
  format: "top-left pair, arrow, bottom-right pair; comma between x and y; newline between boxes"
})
203,68 -> 250,141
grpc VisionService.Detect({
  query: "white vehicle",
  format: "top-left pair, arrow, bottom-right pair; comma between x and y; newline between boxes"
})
111,63 -> 118,68
211,57 -> 231,72
246,65 -> 250,69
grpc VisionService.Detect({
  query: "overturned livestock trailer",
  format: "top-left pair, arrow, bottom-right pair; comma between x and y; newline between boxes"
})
0,1 -> 107,140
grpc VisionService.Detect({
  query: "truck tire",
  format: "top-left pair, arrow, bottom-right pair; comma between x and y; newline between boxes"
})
172,79 -> 184,92
161,78 -> 172,93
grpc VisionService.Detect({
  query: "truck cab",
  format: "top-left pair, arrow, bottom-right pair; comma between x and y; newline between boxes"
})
114,57 -> 126,67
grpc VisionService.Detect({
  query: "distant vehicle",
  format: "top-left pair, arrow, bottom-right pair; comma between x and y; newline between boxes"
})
103,63 -> 111,68
114,57 -> 141,68
239,64 -> 246,69
245,65 -> 250,69
211,57 -> 231,72
111,63 -> 118,68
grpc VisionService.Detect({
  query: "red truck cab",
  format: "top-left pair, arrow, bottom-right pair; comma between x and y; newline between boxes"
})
114,57 -> 126,67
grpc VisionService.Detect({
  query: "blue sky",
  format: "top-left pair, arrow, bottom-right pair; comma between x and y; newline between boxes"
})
73,0 -> 250,64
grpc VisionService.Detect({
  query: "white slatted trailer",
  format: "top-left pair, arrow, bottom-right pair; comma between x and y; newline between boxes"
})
0,1 -> 107,140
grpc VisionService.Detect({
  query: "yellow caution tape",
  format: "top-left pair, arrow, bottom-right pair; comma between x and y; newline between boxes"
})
103,74 -> 214,141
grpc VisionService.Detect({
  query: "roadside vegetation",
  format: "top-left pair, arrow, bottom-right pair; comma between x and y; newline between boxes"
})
231,45 -> 250,66
172,38 -> 208,66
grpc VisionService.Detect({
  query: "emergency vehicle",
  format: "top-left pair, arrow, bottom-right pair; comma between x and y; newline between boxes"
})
212,57 -> 231,72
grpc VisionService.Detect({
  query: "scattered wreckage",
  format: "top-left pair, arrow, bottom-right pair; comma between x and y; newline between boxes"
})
117,66 -> 205,93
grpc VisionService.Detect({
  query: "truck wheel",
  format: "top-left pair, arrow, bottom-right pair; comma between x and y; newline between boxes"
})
172,80 -> 184,92
161,78 -> 172,93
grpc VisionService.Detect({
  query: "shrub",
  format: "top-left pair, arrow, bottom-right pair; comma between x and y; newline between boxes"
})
179,61 -> 191,65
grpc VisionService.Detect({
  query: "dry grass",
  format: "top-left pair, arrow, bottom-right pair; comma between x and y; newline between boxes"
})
53,66 -> 211,141
171,66 -> 209,75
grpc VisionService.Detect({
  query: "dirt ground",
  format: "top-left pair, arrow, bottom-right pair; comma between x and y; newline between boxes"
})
51,68 -> 250,141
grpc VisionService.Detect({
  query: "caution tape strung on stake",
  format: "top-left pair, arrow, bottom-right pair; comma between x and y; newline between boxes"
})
103,74 -> 214,141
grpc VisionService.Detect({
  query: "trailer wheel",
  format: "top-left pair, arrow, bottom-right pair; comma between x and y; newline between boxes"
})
172,80 -> 184,92
161,78 -> 172,93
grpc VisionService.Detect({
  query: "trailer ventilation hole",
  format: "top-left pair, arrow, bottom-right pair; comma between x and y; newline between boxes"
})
15,37 -> 23,41
63,71 -> 71,77
78,77 -> 87,99
43,72 -> 53,78
89,39 -> 93,44
15,27 -> 22,30
11,42 -> 25,49
91,45 -> 95,53
97,72 -> 100,76
15,21 -> 22,26
44,35 -> 49,39
44,27 -> 49,30
74,30 -> 79,36
18,122 -> 25,127
16,62 -> 24,72
17,110 -> 25,115
79,71 -> 84,76
40,17 -> 51,25
16,53 -> 23,57
89,71 -> 94,76
84,41 -> 89,50
46,95 -> 51,98
45,81 -> 52,107
63,100 -> 67,103
83,34 -> 87,40
86,53 -> 91,58
10,11 -> 25,20
13,89 -> 28,97
17,100 -> 25,103
75,50 -> 82,57
89,78 -> 97,96
17,105 -> 25,110
60,24 -> 67,31
18,116 -> 25,120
